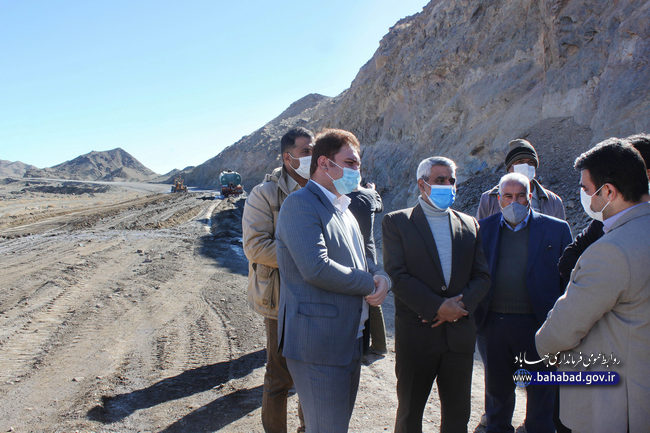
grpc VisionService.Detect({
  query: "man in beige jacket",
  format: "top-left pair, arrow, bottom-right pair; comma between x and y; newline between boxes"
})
242,127 -> 313,433
536,138 -> 650,433
476,139 -> 566,220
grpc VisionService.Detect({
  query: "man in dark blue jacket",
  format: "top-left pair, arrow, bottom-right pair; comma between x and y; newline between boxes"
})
348,182 -> 387,358
476,173 -> 571,433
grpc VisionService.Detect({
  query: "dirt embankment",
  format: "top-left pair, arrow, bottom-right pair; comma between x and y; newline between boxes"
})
0,179 -> 525,432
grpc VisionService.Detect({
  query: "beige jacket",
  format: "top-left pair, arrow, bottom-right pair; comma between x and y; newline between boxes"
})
242,166 -> 299,319
535,202 -> 650,433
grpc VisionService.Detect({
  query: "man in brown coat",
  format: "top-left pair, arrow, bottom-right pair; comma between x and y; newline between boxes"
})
242,127 -> 313,433
476,139 -> 565,220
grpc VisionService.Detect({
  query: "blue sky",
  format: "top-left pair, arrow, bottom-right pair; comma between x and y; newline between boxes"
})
0,1 -> 428,174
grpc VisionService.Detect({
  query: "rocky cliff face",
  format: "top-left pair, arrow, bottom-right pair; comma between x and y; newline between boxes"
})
24,148 -> 158,182
186,0 -> 650,230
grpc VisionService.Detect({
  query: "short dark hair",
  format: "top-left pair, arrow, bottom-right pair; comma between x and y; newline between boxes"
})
574,137 -> 648,202
310,129 -> 361,176
280,127 -> 314,154
626,133 -> 650,168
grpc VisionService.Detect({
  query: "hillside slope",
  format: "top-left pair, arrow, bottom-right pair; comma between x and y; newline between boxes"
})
181,0 -> 650,229
25,148 -> 158,182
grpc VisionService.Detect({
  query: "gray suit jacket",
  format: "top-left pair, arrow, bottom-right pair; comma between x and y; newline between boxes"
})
276,181 -> 386,366
535,202 -> 650,433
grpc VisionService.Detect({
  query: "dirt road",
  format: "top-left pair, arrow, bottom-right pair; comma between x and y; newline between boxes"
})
0,179 -> 524,432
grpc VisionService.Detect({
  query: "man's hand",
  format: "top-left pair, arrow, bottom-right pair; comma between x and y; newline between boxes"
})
366,275 -> 389,306
430,294 -> 468,327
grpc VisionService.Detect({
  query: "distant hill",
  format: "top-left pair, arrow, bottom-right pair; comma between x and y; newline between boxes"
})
0,160 -> 39,178
151,166 -> 195,184
24,148 -> 158,182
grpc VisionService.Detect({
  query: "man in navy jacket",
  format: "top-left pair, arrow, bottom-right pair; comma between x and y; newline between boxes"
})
476,173 -> 571,433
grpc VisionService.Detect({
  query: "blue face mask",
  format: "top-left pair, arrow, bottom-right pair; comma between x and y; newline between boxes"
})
327,159 -> 361,195
424,181 -> 456,210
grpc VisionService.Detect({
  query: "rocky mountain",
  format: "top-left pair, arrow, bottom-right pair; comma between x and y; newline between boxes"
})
173,93 -> 331,187
154,166 -> 194,183
0,160 -> 38,178
24,148 -> 158,182
181,0 -> 650,231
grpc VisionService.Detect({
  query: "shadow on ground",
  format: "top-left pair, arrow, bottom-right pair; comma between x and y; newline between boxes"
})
87,349 -> 265,424
159,384 -> 264,432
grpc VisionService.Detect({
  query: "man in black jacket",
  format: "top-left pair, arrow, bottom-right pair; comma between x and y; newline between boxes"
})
558,134 -> 650,283
348,182 -> 387,357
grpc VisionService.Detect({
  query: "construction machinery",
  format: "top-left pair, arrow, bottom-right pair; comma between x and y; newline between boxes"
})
171,177 -> 188,193
219,170 -> 243,197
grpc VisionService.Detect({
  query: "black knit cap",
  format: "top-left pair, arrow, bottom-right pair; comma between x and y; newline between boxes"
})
505,139 -> 539,169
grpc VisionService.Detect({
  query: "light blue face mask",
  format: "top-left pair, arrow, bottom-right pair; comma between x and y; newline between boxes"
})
423,181 -> 456,210
327,159 -> 361,195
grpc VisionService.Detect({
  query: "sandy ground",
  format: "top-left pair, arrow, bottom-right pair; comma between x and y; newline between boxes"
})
0,178 -> 526,432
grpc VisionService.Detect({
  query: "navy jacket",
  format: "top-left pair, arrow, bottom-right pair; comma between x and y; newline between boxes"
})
475,210 -> 572,330
557,219 -> 604,285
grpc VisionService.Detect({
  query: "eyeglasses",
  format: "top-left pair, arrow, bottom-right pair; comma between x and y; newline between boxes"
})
427,177 -> 456,186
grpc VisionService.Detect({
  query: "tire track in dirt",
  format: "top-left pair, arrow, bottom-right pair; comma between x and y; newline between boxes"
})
53,199 -> 251,431
0,229 -> 211,430
0,191 -> 220,429
0,194 -> 172,236
80,256 -> 248,430
0,237 -> 138,383
0,187 -> 274,432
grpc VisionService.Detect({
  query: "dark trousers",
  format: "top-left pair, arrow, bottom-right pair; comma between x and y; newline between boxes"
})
286,338 -> 363,433
362,305 -> 387,354
478,333 -> 570,433
395,346 -> 474,433
554,387 -> 571,433
483,313 -> 555,433
263,317 -> 304,433
477,333 -> 493,420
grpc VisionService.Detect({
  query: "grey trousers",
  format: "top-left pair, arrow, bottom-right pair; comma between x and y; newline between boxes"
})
286,338 -> 363,433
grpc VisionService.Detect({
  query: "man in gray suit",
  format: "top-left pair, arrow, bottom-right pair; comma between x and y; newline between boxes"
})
275,129 -> 390,433
536,138 -> 650,433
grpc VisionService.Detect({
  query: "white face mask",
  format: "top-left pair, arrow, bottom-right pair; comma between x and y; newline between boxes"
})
512,163 -> 536,180
580,185 -> 611,222
288,153 -> 311,179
